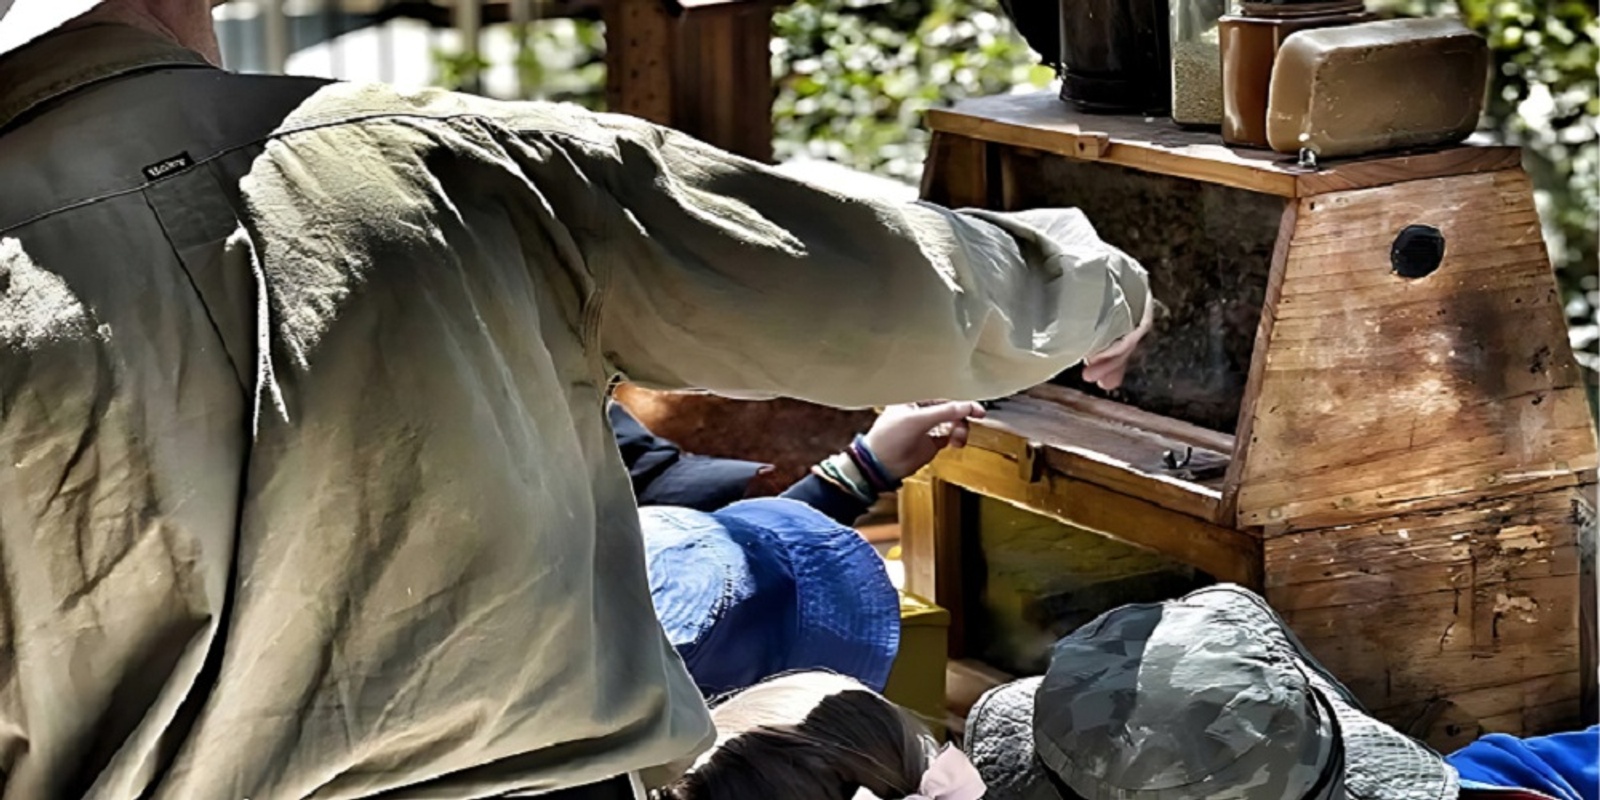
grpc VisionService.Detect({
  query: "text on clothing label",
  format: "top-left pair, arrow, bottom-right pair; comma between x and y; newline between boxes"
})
143,152 -> 194,182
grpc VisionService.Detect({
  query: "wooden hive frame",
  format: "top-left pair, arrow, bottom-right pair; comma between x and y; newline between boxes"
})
903,91 -> 1599,749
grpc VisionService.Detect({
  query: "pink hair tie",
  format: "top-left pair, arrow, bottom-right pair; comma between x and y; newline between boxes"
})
906,746 -> 986,800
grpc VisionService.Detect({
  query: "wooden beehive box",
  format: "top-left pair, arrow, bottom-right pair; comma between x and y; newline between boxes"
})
902,92 -> 1599,750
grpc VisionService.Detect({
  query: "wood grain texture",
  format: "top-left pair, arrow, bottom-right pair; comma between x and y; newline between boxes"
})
920,132 -> 995,209
601,0 -> 775,162
925,92 -> 1523,198
899,475 -> 938,600
1234,169 -> 1598,529
967,394 -> 1229,523
1025,385 -> 1235,454
670,5 -> 776,162
1266,487 -> 1593,744
898,473 -> 969,656
927,445 -> 1262,587
601,0 -> 675,125
1220,203 -> 1300,523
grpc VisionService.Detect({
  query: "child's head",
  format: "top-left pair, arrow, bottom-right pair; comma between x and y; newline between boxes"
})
657,671 -> 936,800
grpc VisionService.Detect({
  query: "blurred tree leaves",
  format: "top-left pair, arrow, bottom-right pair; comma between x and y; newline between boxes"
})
770,0 -> 1052,179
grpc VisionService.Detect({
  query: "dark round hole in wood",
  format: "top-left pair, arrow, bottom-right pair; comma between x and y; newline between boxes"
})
1391,224 -> 1446,279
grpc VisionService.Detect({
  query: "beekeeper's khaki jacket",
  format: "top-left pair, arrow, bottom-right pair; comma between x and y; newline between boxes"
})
0,23 -> 1149,800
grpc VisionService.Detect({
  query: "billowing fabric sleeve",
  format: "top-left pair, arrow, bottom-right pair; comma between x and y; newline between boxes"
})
583,123 -> 1150,407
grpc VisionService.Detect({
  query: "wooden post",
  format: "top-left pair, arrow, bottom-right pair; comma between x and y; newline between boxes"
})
602,0 -> 676,126
671,4 -> 776,163
900,473 -> 970,656
921,132 -> 996,208
601,0 -> 777,163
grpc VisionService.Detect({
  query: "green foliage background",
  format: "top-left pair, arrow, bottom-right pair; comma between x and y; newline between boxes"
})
457,0 -> 1597,395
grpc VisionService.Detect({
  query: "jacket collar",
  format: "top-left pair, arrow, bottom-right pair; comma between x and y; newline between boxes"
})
0,23 -> 210,134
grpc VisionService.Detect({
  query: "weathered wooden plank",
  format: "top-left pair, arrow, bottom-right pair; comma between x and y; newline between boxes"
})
928,98 -> 1298,196
1281,575 -> 1580,712
1294,146 -> 1525,197
669,5 -> 775,162
965,394 -> 1227,523
601,0 -> 675,125
1023,384 -> 1235,454
1221,202 -> 1299,524
920,132 -> 995,209
1264,490 -> 1587,610
1271,487 -> 1589,727
1235,169 -> 1598,529
898,473 -> 969,656
925,93 -> 1521,198
1375,671 -> 1583,752
928,445 -> 1262,587
1581,493 -> 1598,723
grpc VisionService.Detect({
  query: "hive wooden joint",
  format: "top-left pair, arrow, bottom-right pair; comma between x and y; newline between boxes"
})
1073,133 -> 1111,160
1017,439 -> 1045,483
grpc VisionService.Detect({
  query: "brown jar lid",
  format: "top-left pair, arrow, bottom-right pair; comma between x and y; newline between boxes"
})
1240,0 -> 1364,16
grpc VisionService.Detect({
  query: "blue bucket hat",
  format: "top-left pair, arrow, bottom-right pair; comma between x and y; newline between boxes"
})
640,498 -> 901,697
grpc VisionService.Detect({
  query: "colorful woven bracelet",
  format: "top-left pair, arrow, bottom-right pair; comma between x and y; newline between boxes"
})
816,454 -> 876,503
844,441 -> 891,494
828,455 -> 878,502
850,435 -> 901,491
810,464 -> 859,500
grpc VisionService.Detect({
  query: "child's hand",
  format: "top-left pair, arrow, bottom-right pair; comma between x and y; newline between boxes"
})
861,401 -> 987,482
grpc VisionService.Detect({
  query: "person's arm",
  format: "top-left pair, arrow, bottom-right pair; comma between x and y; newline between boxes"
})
782,401 -> 990,526
779,474 -> 872,526
562,116 -> 1151,407
608,402 -> 770,512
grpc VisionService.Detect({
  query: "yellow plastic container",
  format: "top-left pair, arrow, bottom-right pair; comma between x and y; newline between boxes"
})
882,591 -> 952,741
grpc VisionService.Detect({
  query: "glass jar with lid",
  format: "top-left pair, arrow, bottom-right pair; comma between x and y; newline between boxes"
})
1170,0 -> 1235,127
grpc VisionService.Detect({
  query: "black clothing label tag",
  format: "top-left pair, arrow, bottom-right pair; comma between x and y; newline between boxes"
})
142,152 -> 194,182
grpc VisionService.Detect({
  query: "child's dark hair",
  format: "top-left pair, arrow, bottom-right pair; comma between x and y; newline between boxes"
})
655,672 -> 935,800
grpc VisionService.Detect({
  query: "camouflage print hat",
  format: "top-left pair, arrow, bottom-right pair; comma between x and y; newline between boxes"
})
965,585 -> 1460,800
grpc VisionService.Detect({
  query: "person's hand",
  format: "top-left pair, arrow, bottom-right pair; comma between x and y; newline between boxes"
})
1082,298 -> 1154,391
861,401 -> 987,482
